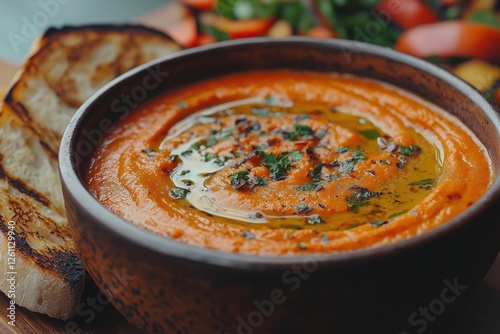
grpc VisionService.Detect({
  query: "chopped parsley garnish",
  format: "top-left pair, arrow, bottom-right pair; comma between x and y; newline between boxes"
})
179,170 -> 190,176
336,146 -> 350,154
398,145 -> 421,157
261,152 -> 292,181
169,187 -> 190,199
204,153 -> 216,161
310,163 -> 323,182
169,154 -> 178,162
230,170 -> 267,189
289,150 -> 303,162
346,185 -> 382,212
230,170 -> 249,189
293,183 -> 324,191
360,129 -> 380,140
332,147 -> 366,173
307,214 -> 324,225
295,204 -> 312,214
283,124 -> 314,141
388,209 -> 409,220
409,178 -> 434,186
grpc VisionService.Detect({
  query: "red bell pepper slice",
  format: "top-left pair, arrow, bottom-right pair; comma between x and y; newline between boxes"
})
395,21 -> 500,62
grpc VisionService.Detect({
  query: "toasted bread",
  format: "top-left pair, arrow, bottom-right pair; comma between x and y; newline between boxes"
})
0,25 -> 180,319
5,24 -> 181,155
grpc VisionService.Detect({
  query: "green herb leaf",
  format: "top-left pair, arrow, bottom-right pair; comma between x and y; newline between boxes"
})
360,129 -> 380,140
180,170 -> 190,176
311,163 -> 323,182
398,145 -> 421,157
346,185 -> 381,212
290,150 -> 303,162
409,178 -> 434,186
230,170 -> 267,189
336,146 -> 350,154
388,209 -> 409,220
283,124 -> 314,141
293,183 -> 324,191
204,153 -> 216,162
295,204 -> 311,214
307,214 -> 324,225
169,187 -> 190,199
261,152 -> 292,181
230,170 -> 250,190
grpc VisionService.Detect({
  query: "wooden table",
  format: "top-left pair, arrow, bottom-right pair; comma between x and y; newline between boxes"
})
0,2 -> 498,333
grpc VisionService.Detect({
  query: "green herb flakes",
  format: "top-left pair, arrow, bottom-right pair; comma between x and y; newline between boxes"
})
169,187 -> 190,199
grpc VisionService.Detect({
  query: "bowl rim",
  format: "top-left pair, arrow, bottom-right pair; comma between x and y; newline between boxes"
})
59,37 -> 500,270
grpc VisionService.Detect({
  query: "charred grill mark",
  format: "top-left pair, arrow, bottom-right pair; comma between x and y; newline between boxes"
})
9,179 -> 49,206
40,140 -> 58,160
5,98 -> 33,124
5,199 -> 85,287
0,155 -> 50,207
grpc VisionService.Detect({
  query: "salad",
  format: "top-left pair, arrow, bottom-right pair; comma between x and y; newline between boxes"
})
164,0 -> 500,105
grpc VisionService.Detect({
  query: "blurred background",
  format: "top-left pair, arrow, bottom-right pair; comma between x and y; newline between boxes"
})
0,0 -> 165,63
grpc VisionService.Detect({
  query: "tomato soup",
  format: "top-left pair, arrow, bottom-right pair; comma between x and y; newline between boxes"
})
86,71 -> 493,255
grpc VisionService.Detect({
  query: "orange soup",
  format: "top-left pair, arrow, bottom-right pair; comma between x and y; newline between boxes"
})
86,71 -> 493,255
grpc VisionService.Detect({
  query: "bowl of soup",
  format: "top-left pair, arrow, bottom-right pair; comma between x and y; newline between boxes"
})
59,38 -> 500,333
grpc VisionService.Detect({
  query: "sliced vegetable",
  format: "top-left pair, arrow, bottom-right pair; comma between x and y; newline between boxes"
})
377,0 -> 438,29
395,21 -> 500,62
196,33 -> 217,46
165,16 -> 198,48
495,87 -> 500,105
303,26 -> 336,38
200,12 -> 275,39
182,0 -> 216,11
453,60 -> 500,92
267,20 -> 293,37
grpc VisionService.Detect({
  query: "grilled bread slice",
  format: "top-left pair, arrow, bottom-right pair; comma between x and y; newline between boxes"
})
0,105 -> 84,320
5,24 -> 181,155
0,25 -> 180,319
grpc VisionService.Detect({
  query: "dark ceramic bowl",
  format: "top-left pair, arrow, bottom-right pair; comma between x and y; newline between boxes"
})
59,38 -> 500,334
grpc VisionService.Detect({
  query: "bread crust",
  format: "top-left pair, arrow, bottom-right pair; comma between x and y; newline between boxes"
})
0,24 -> 180,319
